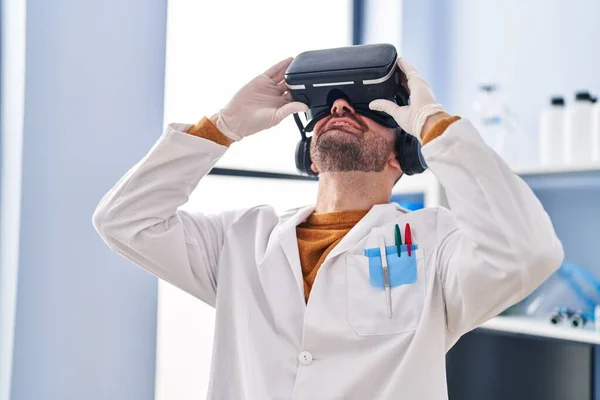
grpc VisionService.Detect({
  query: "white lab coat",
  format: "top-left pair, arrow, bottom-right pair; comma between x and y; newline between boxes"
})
93,119 -> 564,400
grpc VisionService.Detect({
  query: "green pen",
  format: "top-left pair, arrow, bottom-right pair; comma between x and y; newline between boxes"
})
394,224 -> 402,257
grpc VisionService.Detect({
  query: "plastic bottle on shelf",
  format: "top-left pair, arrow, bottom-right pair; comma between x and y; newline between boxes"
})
473,84 -> 507,151
539,96 -> 565,167
564,91 -> 594,165
472,83 -> 527,167
592,97 -> 600,163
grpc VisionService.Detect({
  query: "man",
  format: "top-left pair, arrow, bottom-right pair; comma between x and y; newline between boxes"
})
93,57 -> 563,399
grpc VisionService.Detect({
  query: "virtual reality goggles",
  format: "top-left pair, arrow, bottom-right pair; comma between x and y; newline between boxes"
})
284,43 -> 409,135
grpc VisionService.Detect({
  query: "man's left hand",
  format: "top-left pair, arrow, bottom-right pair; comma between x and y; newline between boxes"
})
369,58 -> 447,142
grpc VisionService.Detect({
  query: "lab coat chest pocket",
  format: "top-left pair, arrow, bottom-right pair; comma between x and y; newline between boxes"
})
346,249 -> 425,336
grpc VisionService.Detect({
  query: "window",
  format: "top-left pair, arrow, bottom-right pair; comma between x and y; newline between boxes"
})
157,2 -> 351,398
163,0 -> 353,174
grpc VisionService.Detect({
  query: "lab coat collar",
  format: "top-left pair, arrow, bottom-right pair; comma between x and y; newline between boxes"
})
277,205 -> 316,298
277,203 -> 406,298
324,203 -> 405,261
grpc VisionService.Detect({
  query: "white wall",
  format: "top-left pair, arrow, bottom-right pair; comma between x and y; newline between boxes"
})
5,1 -> 169,399
440,0 -> 600,130
403,0 -> 600,166
0,0 -> 26,398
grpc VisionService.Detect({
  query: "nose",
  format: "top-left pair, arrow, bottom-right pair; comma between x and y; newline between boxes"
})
330,98 -> 356,116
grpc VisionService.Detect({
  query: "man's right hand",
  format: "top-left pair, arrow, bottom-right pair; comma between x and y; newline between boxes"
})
212,57 -> 308,142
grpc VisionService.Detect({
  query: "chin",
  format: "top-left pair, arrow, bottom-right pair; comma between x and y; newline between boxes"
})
319,128 -> 359,141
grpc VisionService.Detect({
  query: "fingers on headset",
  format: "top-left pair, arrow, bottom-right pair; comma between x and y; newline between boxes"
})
397,58 -> 418,76
265,57 -> 294,81
393,105 -> 411,124
277,102 -> 308,120
277,79 -> 289,94
397,59 -> 428,91
369,99 -> 396,115
399,71 -> 410,94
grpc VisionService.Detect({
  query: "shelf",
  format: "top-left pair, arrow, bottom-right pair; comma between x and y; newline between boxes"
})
392,162 -> 600,208
514,163 -> 600,177
477,315 -> 600,345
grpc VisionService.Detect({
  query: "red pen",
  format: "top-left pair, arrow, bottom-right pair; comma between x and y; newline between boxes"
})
405,223 -> 412,256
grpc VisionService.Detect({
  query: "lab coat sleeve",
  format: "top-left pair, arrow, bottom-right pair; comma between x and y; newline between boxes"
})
92,123 -> 243,307
422,119 -> 565,342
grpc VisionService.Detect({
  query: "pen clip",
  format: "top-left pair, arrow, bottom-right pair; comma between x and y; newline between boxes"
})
378,236 -> 388,269
378,235 -> 393,318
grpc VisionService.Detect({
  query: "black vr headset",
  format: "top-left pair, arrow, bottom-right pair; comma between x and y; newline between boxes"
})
285,43 -> 427,177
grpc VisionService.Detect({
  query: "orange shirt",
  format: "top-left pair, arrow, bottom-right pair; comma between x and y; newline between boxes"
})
296,210 -> 369,301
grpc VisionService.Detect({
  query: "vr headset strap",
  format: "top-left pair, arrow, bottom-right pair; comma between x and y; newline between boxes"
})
294,113 -> 308,141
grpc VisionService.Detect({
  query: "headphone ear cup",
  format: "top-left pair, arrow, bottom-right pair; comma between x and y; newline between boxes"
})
295,137 -> 317,176
395,130 -> 427,176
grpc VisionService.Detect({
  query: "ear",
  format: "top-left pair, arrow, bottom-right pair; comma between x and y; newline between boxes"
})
389,154 -> 403,184
387,153 -> 402,173
310,162 -> 319,175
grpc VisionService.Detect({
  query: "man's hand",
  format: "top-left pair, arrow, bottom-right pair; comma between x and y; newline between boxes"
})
212,57 -> 308,141
368,59 -> 446,142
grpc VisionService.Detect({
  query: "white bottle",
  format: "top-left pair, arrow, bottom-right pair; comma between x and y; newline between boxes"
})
592,97 -> 600,163
539,97 -> 565,167
564,91 -> 594,165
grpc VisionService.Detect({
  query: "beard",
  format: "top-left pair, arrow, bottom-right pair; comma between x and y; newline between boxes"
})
311,126 -> 394,173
